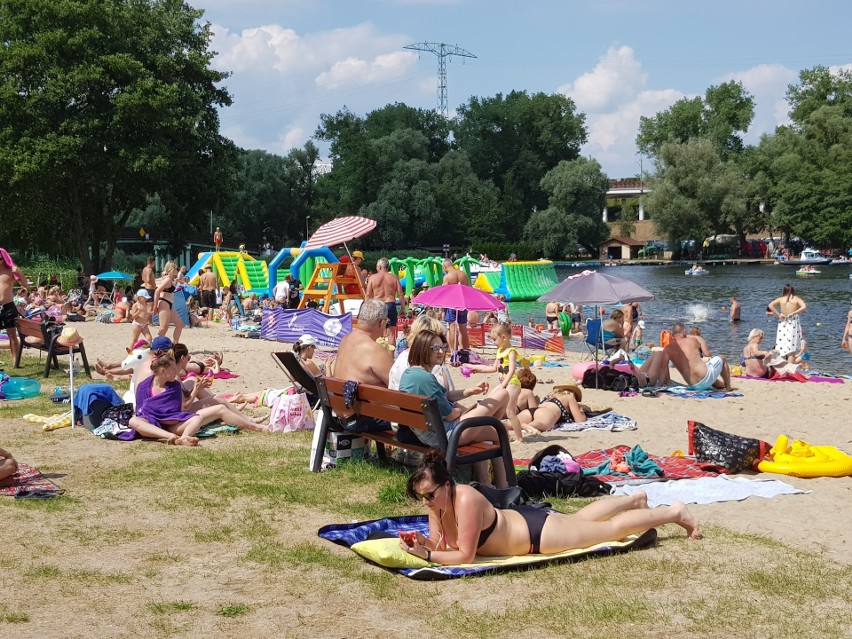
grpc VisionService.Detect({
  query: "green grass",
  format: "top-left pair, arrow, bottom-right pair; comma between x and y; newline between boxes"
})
217,603 -> 249,618
146,601 -> 197,615
0,610 -> 30,624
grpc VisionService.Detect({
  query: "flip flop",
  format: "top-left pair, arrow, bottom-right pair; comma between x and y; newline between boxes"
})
641,389 -> 660,398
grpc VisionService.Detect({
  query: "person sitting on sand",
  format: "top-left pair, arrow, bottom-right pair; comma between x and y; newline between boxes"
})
400,451 -> 701,566
516,367 -> 540,413
0,446 -> 19,487
516,382 -> 586,434
742,328 -> 773,378
664,322 -> 732,391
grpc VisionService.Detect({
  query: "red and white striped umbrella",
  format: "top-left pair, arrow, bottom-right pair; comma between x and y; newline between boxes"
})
304,216 -> 377,249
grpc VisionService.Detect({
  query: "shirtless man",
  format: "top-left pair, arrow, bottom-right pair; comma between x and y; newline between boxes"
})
729,296 -> 741,322
141,256 -> 157,306
365,257 -> 406,339
545,301 -> 560,330
442,258 -> 471,350
0,249 -> 26,362
198,265 -> 218,310
664,322 -> 732,391
332,299 -> 394,432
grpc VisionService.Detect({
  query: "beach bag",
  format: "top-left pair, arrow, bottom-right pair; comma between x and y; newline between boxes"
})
581,366 -> 638,392
687,420 -> 771,472
269,392 -> 315,433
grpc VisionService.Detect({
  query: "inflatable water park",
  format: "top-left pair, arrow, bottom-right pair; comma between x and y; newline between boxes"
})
185,247 -> 558,304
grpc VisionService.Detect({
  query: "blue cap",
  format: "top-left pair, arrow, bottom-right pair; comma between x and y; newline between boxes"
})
150,336 -> 173,351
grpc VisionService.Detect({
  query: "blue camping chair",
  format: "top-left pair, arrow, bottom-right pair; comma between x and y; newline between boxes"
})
582,318 -> 622,362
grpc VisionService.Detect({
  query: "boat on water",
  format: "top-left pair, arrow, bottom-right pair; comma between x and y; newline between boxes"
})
779,248 -> 832,266
795,268 -> 820,277
684,267 -> 709,276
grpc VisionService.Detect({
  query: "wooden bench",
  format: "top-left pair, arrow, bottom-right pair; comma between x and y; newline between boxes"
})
313,376 -> 516,485
15,317 -> 92,378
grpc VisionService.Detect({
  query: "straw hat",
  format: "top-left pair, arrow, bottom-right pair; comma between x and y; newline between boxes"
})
57,326 -> 84,347
552,380 -> 582,402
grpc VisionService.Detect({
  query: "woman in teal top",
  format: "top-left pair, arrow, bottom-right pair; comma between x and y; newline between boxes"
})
399,330 -> 510,488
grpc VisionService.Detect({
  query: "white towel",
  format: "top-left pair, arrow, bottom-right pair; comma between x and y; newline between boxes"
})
612,475 -> 809,507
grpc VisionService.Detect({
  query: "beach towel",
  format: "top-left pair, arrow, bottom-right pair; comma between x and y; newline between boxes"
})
554,411 -> 637,433
656,386 -> 743,399
0,464 -> 64,499
183,369 -> 239,380
318,515 -> 657,580
581,445 -> 663,479
513,446 -> 724,486
736,374 -> 843,384
612,475 -> 810,507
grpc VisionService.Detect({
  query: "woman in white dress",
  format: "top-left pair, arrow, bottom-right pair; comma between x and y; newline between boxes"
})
767,284 -> 807,363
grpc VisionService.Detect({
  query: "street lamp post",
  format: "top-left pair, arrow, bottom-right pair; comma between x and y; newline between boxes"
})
305,215 -> 311,242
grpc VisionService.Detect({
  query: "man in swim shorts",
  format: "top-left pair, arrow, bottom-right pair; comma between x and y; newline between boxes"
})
365,257 -> 406,340
442,258 -> 470,350
664,323 -> 732,391
141,256 -> 157,306
545,301 -> 559,330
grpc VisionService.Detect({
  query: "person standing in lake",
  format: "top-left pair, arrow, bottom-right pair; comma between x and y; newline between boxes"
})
767,284 -> 807,364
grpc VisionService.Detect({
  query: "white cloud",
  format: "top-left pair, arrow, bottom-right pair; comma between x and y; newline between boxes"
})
315,51 -> 417,90
558,45 -> 646,111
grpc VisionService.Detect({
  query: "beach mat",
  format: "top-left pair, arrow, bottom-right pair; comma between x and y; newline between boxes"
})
0,463 -> 64,499
656,386 -> 743,399
736,374 -> 843,384
318,515 -> 656,580
516,445 -> 723,485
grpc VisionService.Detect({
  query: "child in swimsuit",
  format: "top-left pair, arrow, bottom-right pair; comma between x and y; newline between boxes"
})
128,289 -> 153,350
467,322 -> 525,441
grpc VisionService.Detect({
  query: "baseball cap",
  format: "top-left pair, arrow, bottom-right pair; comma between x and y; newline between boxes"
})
352,250 -> 364,259
136,289 -> 151,299
150,336 -> 174,351
297,334 -> 318,347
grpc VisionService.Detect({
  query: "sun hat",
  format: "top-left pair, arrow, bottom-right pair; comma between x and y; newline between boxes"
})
748,328 -> 764,341
90,275 -> 98,281
552,380 -> 582,402
297,334 -> 318,347
57,326 -> 84,347
352,250 -> 364,259
136,288 -> 151,299
150,336 -> 174,351
638,320 -> 645,329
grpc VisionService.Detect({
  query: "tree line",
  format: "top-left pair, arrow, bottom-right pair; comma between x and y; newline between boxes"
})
1,0 -> 850,271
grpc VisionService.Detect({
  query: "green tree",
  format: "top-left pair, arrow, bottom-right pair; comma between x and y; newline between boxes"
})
637,81 -> 755,160
786,66 -> 852,125
0,0 -> 233,271
454,91 -> 587,238
523,157 -> 609,258
648,139 -> 754,252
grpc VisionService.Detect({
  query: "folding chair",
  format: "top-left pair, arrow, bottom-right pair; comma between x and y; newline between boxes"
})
582,318 -> 621,362
271,351 -> 331,472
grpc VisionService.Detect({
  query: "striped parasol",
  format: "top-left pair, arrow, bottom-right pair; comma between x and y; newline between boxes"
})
304,216 -> 377,249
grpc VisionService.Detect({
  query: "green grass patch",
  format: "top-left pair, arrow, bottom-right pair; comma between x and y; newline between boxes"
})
146,601 -> 197,615
0,609 -> 30,624
217,603 -> 250,618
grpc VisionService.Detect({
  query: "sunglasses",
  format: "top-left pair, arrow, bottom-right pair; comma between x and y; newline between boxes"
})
430,344 -> 449,352
415,485 -> 442,501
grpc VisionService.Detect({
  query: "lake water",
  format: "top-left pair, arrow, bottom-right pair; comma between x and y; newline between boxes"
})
508,264 -> 852,374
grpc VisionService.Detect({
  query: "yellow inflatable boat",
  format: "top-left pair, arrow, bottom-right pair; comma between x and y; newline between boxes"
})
757,435 -> 852,478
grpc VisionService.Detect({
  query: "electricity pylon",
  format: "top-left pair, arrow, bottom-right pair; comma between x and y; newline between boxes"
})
404,42 -> 476,117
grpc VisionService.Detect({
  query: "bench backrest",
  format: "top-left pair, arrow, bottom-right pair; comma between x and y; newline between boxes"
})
316,376 -> 446,444
16,317 -> 46,341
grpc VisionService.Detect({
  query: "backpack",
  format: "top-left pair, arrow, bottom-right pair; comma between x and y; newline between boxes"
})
269,392 -> 315,433
581,365 -> 638,392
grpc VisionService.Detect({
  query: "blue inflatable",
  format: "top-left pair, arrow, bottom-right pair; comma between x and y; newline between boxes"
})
1,377 -> 41,399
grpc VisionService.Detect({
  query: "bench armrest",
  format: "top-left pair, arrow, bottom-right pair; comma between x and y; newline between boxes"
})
445,415 -> 516,487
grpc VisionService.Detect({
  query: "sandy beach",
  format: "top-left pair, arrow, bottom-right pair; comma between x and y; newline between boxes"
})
8,318 -> 848,564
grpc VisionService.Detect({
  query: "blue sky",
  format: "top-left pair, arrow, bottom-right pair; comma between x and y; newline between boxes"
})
194,0 -> 851,179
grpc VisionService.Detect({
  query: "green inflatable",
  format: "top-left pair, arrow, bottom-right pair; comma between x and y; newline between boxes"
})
558,312 -> 572,336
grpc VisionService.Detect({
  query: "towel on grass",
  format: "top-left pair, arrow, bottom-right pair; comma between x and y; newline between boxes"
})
612,475 -> 809,507
0,464 -> 64,499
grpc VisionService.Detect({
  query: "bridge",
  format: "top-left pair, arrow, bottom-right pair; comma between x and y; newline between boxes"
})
604,180 -> 650,222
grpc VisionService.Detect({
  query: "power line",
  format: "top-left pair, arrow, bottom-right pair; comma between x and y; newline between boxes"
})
404,42 -> 476,117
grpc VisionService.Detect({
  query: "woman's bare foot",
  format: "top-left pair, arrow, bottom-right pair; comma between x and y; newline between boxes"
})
173,436 -> 200,447
250,414 -> 267,425
672,502 -> 702,539
105,372 -> 115,381
95,362 -> 107,375
522,426 -> 542,436
631,490 -> 649,510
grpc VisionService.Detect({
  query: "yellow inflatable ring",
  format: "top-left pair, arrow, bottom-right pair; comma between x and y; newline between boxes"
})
757,435 -> 852,478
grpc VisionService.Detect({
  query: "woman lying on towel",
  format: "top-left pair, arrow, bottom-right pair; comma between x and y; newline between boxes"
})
401,451 -> 701,565
516,381 -> 586,434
